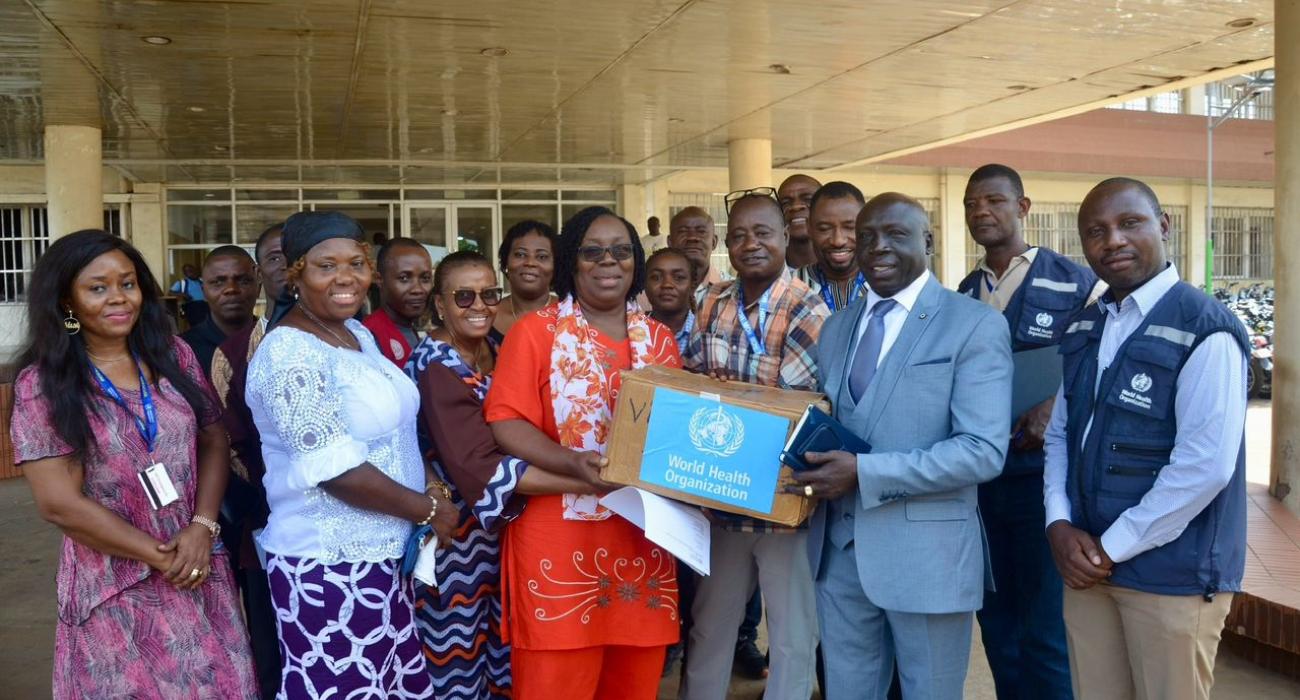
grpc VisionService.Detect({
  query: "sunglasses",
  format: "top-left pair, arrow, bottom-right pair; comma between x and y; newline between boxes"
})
578,243 -> 636,263
449,287 -> 504,308
724,186 -> 778,212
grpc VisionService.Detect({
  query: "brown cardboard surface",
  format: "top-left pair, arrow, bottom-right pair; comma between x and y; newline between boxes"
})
604,365 -> 829,526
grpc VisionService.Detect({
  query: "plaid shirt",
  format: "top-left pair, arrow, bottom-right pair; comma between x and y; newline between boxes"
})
683,267 -> 830,533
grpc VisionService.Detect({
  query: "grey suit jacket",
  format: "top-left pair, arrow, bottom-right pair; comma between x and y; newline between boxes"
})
808,276 -> 1012,614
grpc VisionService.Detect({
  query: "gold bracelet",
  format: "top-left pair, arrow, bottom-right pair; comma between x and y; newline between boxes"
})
191,515 -> 221,540
425,480 -> 452,501
416,495 -> 438,526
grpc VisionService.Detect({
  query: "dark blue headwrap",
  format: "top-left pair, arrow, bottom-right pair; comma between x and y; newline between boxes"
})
269,211 -> 365,327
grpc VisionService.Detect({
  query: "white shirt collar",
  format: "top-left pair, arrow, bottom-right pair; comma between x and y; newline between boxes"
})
1101,264 -> 1180,319
865,268 -> 931,313
976,246 -> 1038,279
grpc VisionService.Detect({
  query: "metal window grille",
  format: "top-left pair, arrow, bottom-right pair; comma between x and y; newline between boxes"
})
916,197 -> 941,274
1206,74 -> 1274,121
1212,206 -> 1273,281
1106,91 -> 1183,115
0,206 -> 50,303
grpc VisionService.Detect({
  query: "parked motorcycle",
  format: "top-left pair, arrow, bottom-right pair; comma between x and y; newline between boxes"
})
1216,284 -> 1273,399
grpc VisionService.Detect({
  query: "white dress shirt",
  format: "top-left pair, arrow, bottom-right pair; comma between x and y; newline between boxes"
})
1042,265 -> 1247,564
853,268 -> 932,365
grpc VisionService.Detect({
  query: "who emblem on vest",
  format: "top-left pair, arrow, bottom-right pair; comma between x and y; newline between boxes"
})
1131,372 -> 1153,393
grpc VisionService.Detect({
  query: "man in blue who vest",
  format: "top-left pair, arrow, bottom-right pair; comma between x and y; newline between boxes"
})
1043,177 -> 1248,700
957,163 -> 1097,700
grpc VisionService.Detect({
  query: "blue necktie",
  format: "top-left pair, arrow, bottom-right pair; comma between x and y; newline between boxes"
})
849,299 -> 898,403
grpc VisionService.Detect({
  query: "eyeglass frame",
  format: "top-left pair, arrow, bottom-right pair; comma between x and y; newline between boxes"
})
723,186 -> 778,213
447,287 -> 504,308
576,243 -> 636,263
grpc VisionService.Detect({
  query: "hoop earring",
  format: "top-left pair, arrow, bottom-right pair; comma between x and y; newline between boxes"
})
63,308 -> 81,335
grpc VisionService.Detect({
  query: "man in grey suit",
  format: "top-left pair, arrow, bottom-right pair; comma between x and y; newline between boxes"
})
790,193 -> 1013,699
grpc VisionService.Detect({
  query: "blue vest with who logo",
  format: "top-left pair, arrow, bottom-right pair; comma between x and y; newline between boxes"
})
1058,281 -> 1248,597
958,247 -> 1096,476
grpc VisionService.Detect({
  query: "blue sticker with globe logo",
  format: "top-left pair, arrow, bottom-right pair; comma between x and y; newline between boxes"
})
639,387 -> 790,514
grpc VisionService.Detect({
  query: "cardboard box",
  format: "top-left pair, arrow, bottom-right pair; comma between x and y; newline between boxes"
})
604,365 -> 829,527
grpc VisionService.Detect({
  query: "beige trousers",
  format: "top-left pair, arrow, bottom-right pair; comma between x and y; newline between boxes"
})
1062,583 -> 1233,700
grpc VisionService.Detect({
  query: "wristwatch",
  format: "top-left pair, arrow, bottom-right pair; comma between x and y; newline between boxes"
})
191,515 -> 221,540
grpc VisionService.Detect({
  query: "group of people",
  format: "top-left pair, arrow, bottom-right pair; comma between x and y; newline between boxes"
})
9,163 -> 1246,700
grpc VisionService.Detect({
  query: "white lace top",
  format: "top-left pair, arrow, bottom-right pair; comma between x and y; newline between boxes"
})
246,319 -> 423,563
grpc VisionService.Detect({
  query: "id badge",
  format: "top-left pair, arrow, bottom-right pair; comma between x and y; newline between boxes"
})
138,463 -> 180,510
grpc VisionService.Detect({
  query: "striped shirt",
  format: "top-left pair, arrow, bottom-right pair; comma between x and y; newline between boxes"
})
683,267 -> 830,533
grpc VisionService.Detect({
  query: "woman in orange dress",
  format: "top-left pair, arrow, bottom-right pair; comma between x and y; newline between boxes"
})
485,206 -> 683,699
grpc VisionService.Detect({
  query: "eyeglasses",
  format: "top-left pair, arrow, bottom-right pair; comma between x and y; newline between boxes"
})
450,287 -> 504,308
724,186 -> 778,212
577,243 -> 636,263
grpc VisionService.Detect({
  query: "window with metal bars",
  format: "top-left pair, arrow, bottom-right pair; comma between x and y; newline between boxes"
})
0,206 -> 125,303
1211,207 -> 1273,281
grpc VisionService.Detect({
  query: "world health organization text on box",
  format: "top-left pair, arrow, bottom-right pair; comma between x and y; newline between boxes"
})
639,387 -> 788,514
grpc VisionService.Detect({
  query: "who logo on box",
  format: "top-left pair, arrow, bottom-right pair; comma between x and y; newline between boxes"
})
689,405 -> 746,458
639,387 -> 788,514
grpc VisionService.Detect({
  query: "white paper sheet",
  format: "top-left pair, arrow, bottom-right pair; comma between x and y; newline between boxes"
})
413,538 -> 439,587
600,487 -> 711,576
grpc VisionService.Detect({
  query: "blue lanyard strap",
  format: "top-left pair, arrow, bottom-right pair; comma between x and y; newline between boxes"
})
735,283 -> 773,355
673,311 -> 696,354
91,358 -> 158,453
816,267 -> 867,312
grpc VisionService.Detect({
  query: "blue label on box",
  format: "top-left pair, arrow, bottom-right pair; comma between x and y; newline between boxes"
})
639,387 -> 790,514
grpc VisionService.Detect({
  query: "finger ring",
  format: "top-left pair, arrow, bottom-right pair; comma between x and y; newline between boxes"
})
189,568 -> 201,580
803,485 -> 815,497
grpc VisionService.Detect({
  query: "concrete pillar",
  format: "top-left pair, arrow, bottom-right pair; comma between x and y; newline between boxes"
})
648,178 -> 672,222
938,168 -> 971,287
43,125 -> 103,238
1272,0 -> 1300,514
129,183 -> 166,280
619,183 -> 647,227
1185,183 -> 1208,288
727,138 -> 773,191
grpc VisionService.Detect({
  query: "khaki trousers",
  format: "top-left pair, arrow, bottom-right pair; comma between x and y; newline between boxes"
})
1062,583 -> 1233,700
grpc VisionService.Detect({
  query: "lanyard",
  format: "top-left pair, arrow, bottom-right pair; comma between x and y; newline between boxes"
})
735,283 -> 773,355
91,358 -> 158,453
816,267 -> 867,312
675,311 -> 695,354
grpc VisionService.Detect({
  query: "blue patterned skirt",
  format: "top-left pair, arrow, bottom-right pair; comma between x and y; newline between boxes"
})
266,555 -> 434,699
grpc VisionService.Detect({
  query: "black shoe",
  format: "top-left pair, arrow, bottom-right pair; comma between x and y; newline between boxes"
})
734,638 -> 769,680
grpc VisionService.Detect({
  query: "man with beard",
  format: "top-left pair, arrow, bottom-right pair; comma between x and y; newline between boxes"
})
792,193 -> 1011,699
180,246 -> 259,376
209,222 -> 289,698
667,205 -> 732,306
778,174 -> 822,269
796,181 -> 868,313
363,237 -> 434,366
955,164 -> 1097,700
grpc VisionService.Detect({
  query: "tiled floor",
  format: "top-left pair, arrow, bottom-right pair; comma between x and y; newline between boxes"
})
1243,483 -> 1300,611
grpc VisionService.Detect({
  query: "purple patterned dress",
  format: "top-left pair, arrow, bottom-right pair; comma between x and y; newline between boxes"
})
9,339 -> 257,699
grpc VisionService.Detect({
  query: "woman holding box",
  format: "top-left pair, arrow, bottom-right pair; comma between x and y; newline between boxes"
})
404,250 -> 592,699
485,206 -> 683,699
